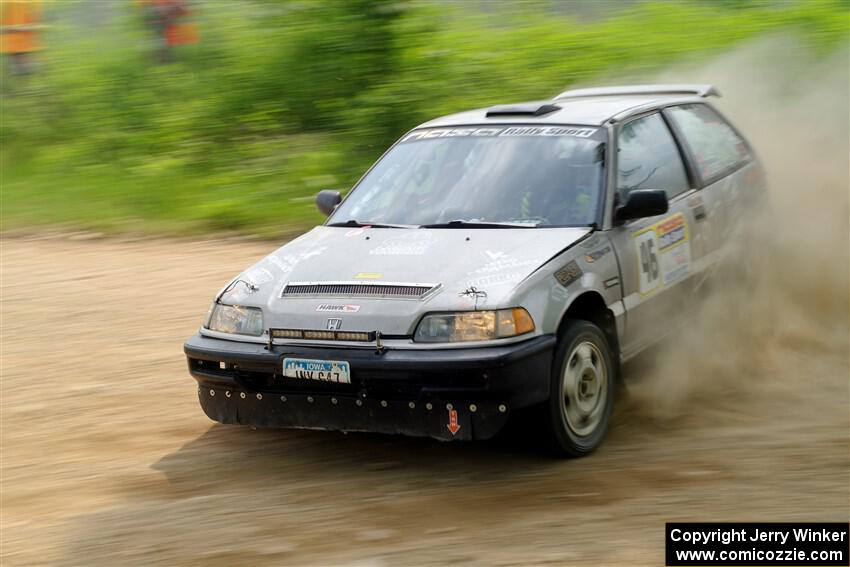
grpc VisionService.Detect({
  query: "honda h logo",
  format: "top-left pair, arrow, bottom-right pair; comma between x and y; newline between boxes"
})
326,318 -> 342,330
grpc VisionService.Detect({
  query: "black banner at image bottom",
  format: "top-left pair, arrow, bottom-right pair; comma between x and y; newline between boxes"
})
666,523 -> 849,566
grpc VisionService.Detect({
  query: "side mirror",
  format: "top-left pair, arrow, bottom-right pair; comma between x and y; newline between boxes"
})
615,190 -> 669,222
316,190 -> 342,216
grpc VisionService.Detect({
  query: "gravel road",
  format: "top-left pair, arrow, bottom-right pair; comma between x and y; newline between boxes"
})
1,232 -> 847,566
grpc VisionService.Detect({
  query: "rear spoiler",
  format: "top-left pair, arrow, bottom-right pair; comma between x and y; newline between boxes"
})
555,84 -> 720,99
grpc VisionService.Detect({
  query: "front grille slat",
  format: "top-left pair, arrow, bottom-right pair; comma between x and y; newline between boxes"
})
281,281 -> 439,300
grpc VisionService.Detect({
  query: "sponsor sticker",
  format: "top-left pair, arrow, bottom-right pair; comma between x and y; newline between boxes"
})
580,233 -> 601,249
316,304 -> 361,313
369,232 -> 437,256
401,126 -> 597,143
468,250 -> 537,276
465,271 -> 525,289
584,246 -> 611,263
632,212 -> 691,295
554,260 -> 583,287
244,267 -> 275,285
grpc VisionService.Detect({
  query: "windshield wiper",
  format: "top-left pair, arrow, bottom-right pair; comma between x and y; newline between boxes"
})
327,219 -> 415,228
419,219 -> 539,229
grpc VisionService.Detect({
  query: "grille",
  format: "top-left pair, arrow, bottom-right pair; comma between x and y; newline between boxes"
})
281,281 -> 439,300
270,328 -> 377,342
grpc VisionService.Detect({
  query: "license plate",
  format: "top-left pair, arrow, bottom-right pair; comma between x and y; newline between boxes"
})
282,358 -> 351,384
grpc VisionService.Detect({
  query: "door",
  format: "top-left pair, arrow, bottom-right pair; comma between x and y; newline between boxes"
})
608,112 -> 707,358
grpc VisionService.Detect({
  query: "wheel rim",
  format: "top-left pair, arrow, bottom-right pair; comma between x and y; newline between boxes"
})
561,340 -> 608,437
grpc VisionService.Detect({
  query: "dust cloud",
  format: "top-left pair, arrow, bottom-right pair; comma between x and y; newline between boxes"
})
623,37 -> 849,420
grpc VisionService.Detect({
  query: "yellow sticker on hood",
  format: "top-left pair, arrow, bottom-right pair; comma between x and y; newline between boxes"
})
354,272 -> 383,279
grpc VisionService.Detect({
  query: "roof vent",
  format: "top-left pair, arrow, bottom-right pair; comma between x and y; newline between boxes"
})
485,102 -> 561,118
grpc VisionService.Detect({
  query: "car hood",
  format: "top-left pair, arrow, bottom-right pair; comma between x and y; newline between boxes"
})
220,226 -> 591,335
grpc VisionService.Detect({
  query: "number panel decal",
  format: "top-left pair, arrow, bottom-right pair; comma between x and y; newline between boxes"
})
634,230 -> 660,294
632,213 -> 691,296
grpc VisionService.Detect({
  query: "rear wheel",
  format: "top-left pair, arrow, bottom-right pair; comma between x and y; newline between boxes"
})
546,320 -> 615,457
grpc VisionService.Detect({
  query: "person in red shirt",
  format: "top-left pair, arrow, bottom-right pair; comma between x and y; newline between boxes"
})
137,0 -> 199,63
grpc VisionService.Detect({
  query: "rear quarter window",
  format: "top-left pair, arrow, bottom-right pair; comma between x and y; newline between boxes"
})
666,104 -> 752,183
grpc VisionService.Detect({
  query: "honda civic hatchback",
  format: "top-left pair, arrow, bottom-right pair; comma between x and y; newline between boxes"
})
184,84 -> 765,456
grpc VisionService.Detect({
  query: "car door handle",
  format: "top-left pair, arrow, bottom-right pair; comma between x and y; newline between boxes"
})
693,204 -> 707,221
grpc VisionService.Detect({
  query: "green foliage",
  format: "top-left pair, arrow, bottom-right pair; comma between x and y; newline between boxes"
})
1,0 -> 847,236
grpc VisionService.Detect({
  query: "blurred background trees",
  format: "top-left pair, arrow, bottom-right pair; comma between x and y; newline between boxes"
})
0,0 -> 847,236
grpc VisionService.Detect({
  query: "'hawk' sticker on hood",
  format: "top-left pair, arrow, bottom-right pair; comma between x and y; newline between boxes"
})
316,304 -> 361,313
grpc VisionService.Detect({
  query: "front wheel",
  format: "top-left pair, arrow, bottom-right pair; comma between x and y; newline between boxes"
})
545,320 -> 616,457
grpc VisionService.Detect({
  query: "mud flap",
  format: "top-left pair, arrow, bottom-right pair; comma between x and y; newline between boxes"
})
197,387 -> 509,441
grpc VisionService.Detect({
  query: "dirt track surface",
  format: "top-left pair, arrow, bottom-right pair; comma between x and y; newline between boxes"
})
1,234 -> 847,566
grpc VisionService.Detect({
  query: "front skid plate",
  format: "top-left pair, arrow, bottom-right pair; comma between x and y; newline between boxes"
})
198,387 -> 511,441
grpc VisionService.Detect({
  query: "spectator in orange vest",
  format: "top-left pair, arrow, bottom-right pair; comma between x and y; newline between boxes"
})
1,0 -> 44,75
137,0 -> 199,63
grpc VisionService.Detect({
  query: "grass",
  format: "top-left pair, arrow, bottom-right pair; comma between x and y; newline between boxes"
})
1,0 -> 847,237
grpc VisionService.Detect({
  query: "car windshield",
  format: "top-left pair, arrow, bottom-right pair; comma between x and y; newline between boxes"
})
329,125 -> 606,227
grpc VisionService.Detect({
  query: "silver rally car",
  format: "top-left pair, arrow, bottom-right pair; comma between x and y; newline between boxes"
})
185,84 -> 765,456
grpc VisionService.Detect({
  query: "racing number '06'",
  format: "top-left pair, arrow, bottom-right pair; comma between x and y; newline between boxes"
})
640,238 -> 659,282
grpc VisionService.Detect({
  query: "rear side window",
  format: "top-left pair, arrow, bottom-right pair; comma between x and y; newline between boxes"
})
666,104 -> 752,182
617,113 -> 690,200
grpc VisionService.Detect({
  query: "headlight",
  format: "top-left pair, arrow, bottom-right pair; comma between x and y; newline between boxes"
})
205,303 -> 264,336
414,308 -> 535,343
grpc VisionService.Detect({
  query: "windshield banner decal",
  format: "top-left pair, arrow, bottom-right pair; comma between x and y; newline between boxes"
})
401,126 -> 597,142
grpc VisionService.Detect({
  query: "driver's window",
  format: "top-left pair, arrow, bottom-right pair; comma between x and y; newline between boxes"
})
617,113 -> 689,200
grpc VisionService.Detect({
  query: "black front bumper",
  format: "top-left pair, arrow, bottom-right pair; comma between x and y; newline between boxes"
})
184,333 -> 555,441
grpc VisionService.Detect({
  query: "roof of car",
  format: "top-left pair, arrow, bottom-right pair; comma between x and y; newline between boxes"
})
417,84 -> 720,129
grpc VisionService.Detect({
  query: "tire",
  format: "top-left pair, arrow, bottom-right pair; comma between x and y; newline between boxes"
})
545,319 -> 616,457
